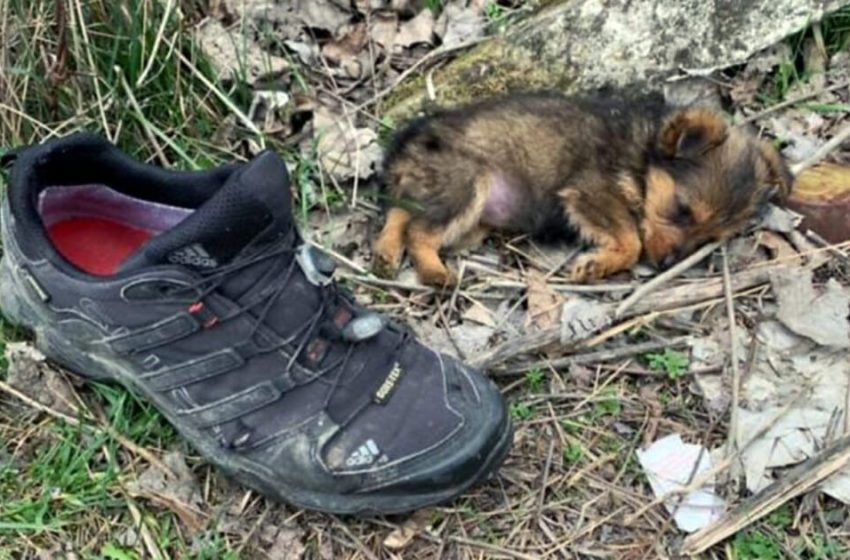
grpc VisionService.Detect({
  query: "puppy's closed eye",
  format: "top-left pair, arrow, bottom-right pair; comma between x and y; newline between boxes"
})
671,201 -> 694,226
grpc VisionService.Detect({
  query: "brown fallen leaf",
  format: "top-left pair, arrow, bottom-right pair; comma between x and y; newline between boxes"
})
770,267 -> 850,348
462,301 -> 497,327
259,523 -> 307,560
435,0 -> 486,48
370,12 -> 400,49
285,40 -> 321,66
313,107 -> 383,180
732,44 -> 791,106
525,268 -> 565,332
126,451 -> 207,534
5,342 -> 79,417
756,230 -> 801,266
771,114 -> 824,163
248,90 -> 292,134
195,20 -> 288,83
383,509 -> 432,550
294,0 -> 352,34
396,9 -> 435,48
322,22 -> 372,79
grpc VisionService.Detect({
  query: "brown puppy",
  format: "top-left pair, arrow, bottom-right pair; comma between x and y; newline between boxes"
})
372,92 -> 794,286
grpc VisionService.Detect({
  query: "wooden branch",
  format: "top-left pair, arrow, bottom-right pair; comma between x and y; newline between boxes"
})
500,337 -> 693,374
680,432 -> 850,556
790,121 -> 850,175
615,241 -> 722,318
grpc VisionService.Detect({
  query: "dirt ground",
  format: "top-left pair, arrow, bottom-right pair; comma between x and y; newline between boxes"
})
4,1 -> 850,559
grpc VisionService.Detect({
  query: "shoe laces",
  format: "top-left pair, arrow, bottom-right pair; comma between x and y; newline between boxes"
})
166,227 -> 406,448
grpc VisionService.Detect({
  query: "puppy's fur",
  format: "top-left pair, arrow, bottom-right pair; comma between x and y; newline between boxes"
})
372,92 -> 794,286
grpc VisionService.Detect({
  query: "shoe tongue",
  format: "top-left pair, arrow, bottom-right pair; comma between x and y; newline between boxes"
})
120,151 -> 293,272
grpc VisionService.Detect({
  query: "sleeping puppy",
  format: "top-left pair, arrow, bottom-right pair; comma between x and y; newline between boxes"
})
372,91 -> 794,286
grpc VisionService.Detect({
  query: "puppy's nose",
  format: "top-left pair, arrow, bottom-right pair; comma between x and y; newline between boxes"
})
660,254 -> 678,270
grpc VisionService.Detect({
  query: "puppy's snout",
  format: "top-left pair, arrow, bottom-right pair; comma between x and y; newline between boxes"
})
659,253 -> 678,270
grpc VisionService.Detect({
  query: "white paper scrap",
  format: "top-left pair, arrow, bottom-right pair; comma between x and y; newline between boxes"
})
636,434 -> 726,532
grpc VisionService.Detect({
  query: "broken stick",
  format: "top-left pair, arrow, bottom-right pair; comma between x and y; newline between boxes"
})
680,432 -> 850,556
615,240 -> 722,318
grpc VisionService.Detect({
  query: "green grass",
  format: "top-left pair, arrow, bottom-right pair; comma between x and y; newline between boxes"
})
424,0 -> 444,16
524,367 -> 545,392
0,422 -> 122,534
753,5 -> 850,107
644,348 -> 689,380
590,386 -> 621,419
562,441 -> 583,465
0,0 -> 261,555
2,0 -> 234,167
509,401 -> 534,421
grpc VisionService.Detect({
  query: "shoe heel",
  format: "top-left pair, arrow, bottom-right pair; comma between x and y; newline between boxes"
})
0,255 -> 36,330
0,255 -> 113,382
37,327 -> 114,383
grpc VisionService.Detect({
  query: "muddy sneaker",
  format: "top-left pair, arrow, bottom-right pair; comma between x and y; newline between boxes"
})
0,133 -> 511,515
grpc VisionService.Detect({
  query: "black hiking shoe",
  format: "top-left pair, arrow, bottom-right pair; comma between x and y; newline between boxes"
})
0,133 -> 512,515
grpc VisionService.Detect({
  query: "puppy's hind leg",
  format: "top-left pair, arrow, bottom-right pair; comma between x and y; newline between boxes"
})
372,207 -> 412,279
406,220 -> 457,288
406,174 -> 493,287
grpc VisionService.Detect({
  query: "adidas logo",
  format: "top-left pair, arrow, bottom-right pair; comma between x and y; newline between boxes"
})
168,244 -> 218,269
345,439 -> 380,468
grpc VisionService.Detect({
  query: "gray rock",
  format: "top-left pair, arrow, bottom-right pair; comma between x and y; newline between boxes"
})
387,0 -> 845,116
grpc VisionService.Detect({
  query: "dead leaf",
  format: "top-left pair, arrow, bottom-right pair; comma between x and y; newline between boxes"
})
314,107 -> 383,180
771,115 -> 824,163
771,267 -> 850,348
435,1 -> 486,48
308,208 -> 371,261
757,231 -> 801,266
248,90 -> 291,133
285,40 -> 321,66
414,321 -> 494,359
126,451 -> 206,534
259,523 -> 307,560
294,0 -> 351,34
758,203 -> 803,234
322,22 -> 372,79
462,302 -> 497,327
560,297 -> 614,344
729,74 -> 764,106
370,12 -> 400,49
5,342 -> 79,416
730,44 -> 791,106
383,509 -> 431,550
688,336 -> 729,415
397,9 -> 435,47
525,269 -> 564,331
722,236 -> 765,270
196,20 -> 288,83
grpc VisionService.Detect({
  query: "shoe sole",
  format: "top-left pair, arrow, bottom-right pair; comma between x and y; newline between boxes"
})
0,255 -> 513,515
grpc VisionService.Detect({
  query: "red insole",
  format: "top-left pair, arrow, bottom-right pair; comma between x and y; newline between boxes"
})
47,218 -> 154,276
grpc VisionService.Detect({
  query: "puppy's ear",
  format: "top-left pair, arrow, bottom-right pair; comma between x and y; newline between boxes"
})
658,108 -> 728,159
758,140 -> 795,204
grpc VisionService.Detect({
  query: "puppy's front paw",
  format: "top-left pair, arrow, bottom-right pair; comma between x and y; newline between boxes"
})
372,243 -> 402,279
570,254 -> 605,283
418,265 -> 458,289
372,253 -> 400,279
